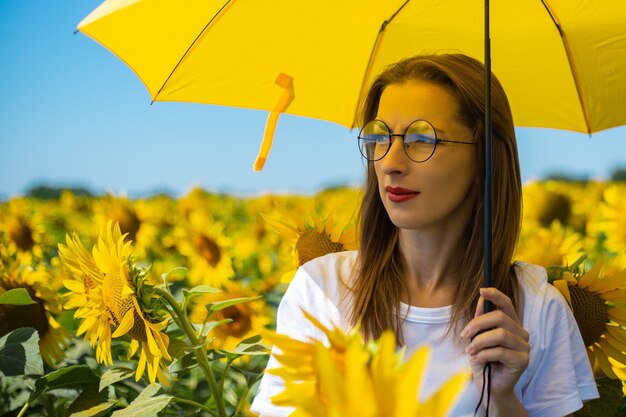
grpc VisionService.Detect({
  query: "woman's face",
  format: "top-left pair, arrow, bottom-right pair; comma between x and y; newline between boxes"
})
374,80 -> 477,231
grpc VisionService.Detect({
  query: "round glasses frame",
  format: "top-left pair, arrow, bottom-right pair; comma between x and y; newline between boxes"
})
357,119 -> 475,163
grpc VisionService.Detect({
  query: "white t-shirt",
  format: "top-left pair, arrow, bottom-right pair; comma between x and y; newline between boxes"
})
250,251 -> 598,417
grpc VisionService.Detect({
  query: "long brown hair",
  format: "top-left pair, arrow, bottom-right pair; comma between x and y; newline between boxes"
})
350,54 -> 522,342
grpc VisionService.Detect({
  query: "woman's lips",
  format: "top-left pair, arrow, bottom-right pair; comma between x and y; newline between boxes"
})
385,186 -> 420,203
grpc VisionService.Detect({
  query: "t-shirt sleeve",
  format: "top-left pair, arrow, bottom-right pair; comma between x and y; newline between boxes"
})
249,267 -> 314,417
521,283 -> 599,417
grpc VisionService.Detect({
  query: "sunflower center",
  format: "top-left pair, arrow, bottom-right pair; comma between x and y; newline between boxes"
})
0,293 -> 49,338
568,284 -> 608,346
219,305 -> 252,338
194,234 -> 222,267
295,230 -> 344,266
7,217 -> 35,252
102,272 -> 147,342
537,192 -> 571,227
112,206 -> 141,242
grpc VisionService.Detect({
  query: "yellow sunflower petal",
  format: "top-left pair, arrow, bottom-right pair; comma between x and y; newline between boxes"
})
156,367 -> 171,387
128,338 -> 140,359
599,338 -> 626,365
77,316 -> 97,336
122,285 -> 134,297
395,345 -> 429,416
261,213 -> 299,240
593,345 -> 619,379
606,326 -> 626,347
552,280 -> 572,308
605,331 -> 626,358
63,279 -> 85,293
579,262 -> 604,289
148,353 -> 159,385
420,371 -> 470,417
136,348 -> 147,382
111,309 -> 135,338
597,269 -> 626,293
601,289 -> 626,303
144,322 -> 161,356
608,307 -> 626,325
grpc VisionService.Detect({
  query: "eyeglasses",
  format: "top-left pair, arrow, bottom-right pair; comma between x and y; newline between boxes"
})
357,119 -> 474,163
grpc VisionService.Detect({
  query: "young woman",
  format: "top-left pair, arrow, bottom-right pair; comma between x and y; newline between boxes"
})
250,54 -> 598,417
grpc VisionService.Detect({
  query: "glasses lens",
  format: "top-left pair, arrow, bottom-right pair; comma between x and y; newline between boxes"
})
358,121 -> 390,161
404,120 -> 437,162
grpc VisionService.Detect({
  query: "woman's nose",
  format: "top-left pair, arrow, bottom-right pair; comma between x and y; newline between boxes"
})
378,135 -> 409,174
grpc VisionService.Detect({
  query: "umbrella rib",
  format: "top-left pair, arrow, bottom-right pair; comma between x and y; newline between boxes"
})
152,0 -> 236,103
350,0 -> 412,129
540,0 -> 592,134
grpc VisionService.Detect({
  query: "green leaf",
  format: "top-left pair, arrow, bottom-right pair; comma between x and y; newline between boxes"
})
0,288 -> 36,305
206,295 -> 262,314
0,327 -> 43,376
202,318 -> 233,337
183,285 -> 221,298
166,337 -> 194,359
99,367 -> 135,392
32,365 -> 99,399
221,334 -> 271,359
68,401 -> 119,417
160,267 -> 187,287
67,385 -> 119,417
111,385 -> 171,417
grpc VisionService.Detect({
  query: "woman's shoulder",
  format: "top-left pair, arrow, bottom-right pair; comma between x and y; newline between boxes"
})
282,250 -> 357,329
299,250 -> 358,284
512,260 -> 572,326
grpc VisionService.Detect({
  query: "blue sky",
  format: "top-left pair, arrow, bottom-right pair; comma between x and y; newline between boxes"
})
1,0 -> 625,200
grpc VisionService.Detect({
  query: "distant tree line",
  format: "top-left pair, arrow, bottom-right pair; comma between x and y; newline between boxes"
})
20,166 -> 626,200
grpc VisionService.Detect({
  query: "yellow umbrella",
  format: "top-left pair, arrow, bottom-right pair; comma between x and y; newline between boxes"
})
77,0 -> 626,171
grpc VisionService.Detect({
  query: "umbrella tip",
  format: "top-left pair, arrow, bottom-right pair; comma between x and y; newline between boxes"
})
253,157 -> 266,171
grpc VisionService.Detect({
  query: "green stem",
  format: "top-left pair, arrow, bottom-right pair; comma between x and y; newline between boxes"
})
17,401 -> 30,417
235,382 -> 253,416
220,358 -> 234,401
171,397 -> 219,417
155,288 -> 227,417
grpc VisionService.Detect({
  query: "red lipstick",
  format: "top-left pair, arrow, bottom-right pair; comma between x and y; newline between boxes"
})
385,186 -> 420,203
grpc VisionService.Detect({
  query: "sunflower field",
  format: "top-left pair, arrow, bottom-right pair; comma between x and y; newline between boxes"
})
1,180 -> 626,416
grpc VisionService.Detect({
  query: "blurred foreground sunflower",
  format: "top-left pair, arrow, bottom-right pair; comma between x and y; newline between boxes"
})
550,260 -> 626,381
0,260 -> 69,365
263,208 -> 358,283
266,311 -> 468,417
59,221 -> 172,386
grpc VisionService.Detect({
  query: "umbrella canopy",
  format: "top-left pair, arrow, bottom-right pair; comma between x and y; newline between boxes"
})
78,0 -> 626,334
78,0 -> 626,137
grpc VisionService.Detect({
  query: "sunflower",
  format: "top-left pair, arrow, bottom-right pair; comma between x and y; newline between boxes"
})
59,221 -> 172,386
263,206 -> 358,283
0,198 -> 46,263
0,259 -> 69,366
93,194 -> 160,259
522,181 -> 573,228
189,280 -> 271,351
172,211 -> 234,287
596,184 -> 626,256
515,221 -> 584,268
266,310 -> 468,416
550,261 -> 626,381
